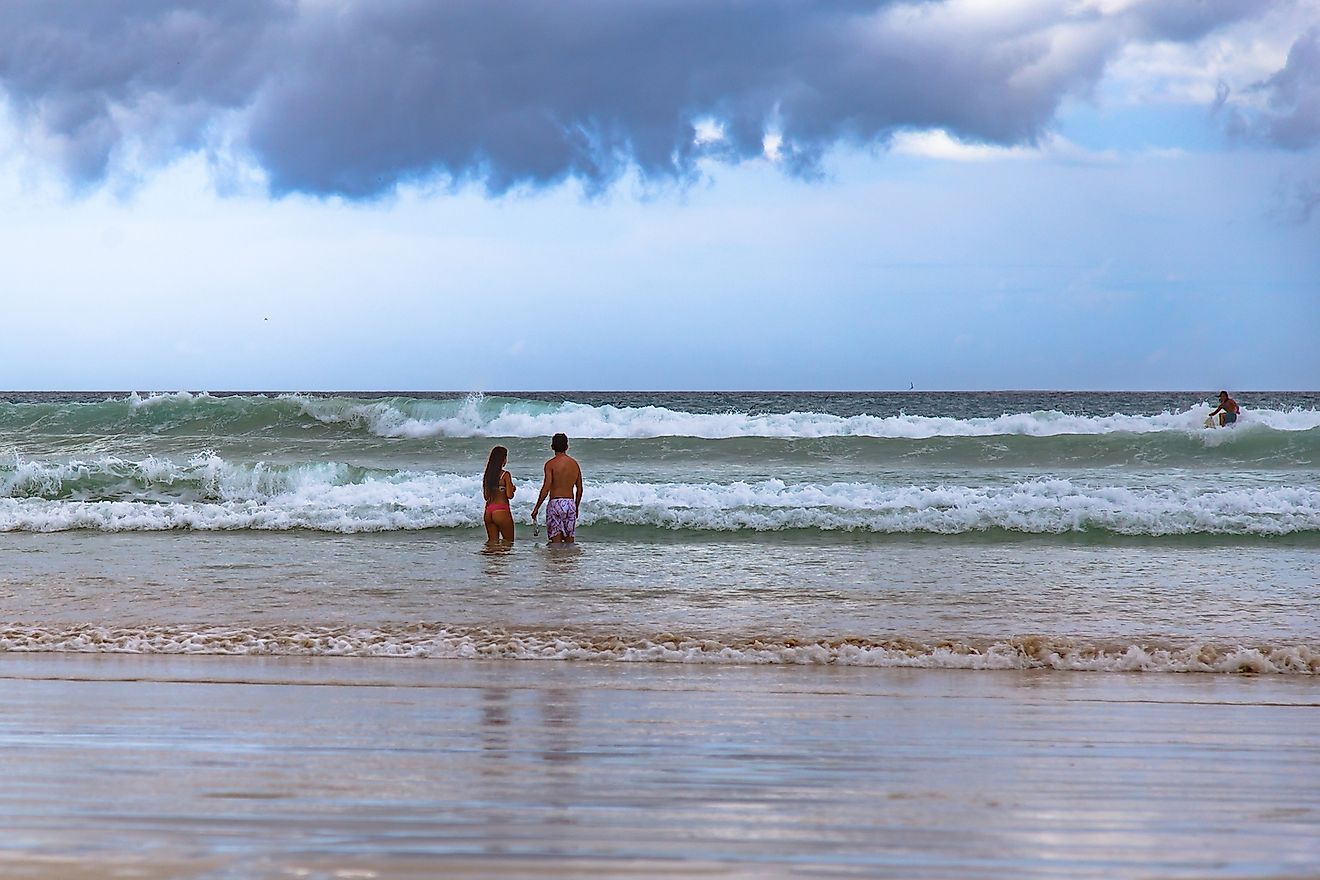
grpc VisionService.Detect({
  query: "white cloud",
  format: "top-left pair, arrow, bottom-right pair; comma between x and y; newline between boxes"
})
693,118 -> 725,146
888,128 -> 1115,162
1099,0 -> 1320,107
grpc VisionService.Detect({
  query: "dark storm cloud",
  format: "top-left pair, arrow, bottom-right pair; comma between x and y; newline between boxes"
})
0,0 -> 1282,197
1222,25 -> 1320,224
0,0 -> 292,179
1252,27 -> 1320,149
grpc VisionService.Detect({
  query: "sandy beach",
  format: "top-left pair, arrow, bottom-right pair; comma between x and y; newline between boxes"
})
0,654 -> 1316,879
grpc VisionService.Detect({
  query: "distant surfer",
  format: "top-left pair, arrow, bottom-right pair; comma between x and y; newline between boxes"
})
531,433 -> 583,544
482,445 -> 516,543
1208,391 -> 1240,427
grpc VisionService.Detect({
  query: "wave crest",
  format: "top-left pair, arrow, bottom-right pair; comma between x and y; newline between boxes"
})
2,392 -> 1318,442
0,455 -> 1318,535
290,394 -> 1320,440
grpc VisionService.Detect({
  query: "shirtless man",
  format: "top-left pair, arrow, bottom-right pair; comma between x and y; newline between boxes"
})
531,433 -> 583,543
1208,390 -> 1241,427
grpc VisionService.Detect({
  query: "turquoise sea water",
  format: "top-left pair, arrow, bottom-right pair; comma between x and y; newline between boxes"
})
0,390 -> 1317,673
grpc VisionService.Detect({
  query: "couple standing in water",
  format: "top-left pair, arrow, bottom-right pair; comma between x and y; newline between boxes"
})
482,432 -> 583,544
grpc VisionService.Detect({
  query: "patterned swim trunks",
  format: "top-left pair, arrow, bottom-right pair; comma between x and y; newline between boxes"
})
546,497 -> 578,539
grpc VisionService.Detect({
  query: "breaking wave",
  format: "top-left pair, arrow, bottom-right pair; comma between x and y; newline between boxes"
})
0,391 -> 1317,443
0,454 -> 1317,535
273,393 -> 1320,440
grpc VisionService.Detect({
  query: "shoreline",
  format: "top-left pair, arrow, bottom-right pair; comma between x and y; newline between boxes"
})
1,654 -> 1317,878
2,625 -> 1318,674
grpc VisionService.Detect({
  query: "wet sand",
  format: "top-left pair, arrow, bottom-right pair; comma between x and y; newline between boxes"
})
0,655 -> 1317,879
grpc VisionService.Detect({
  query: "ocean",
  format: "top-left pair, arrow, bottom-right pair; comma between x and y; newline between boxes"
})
2,389 -> 1317,675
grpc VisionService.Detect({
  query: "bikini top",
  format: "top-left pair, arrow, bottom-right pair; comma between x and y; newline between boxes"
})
485,470 -> 509,500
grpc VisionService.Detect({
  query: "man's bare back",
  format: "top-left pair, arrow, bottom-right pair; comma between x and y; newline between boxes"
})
543,453 -> 582,500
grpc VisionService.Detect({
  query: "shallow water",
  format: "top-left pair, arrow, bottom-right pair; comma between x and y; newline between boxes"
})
0,528 -> 1316,673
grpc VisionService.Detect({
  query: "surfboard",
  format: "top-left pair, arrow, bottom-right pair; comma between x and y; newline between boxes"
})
1204,416 -> 1215,428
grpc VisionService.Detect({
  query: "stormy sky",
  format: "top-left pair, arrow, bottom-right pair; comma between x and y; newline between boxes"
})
0,0 -> 1316,390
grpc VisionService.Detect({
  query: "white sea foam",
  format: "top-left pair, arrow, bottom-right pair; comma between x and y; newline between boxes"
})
19,392 -> 1318,443
286,394 -> 1320,440
0,455 -> 476,532
1,453 -> 372,504
126,390 -> 208,410
0,624 -> 1314,674
0,456 -> 1318,534
590,478 -> 1320,535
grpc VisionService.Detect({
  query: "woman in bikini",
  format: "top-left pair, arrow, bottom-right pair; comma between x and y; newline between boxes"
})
482,445 -> 516,542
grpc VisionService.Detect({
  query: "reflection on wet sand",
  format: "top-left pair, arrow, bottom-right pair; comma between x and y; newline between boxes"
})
0,655 -> 1315,878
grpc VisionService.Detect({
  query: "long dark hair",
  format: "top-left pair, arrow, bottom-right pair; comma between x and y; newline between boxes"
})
483,446 -> 508,499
